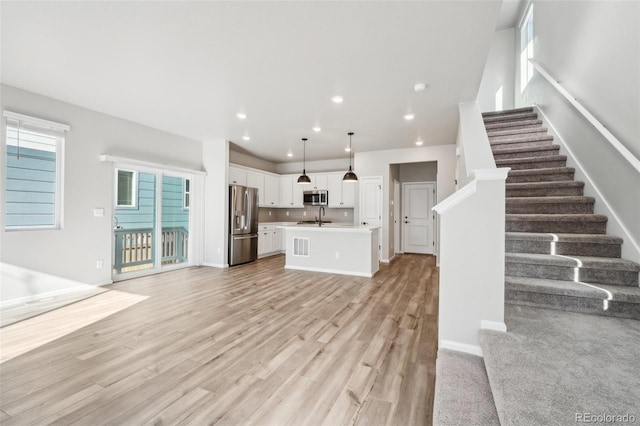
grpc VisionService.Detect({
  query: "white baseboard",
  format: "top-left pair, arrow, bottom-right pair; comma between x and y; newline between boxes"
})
439,339 -> 483,357
0,285 -> 104,308
481,320 -> 507,333
284,265 -> 374,278
203,263 -> 229,268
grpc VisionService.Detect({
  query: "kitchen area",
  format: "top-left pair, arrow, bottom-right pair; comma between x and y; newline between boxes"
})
228,163 -> 380,277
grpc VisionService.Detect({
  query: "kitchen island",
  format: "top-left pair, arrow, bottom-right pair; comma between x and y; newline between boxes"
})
278,224 -> 380,277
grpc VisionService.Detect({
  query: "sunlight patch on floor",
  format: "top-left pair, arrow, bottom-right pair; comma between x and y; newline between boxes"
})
0,290 -> 148,363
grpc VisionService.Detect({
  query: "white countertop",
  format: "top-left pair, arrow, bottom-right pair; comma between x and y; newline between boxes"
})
278,223 -> 380,233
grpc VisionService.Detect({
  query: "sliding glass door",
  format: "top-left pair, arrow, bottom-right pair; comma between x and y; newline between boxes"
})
112,167 -> 191,279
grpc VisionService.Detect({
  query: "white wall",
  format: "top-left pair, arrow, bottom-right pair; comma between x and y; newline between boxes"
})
399,162 -> 437,182
477,28 -> 515,112
203,140 -> 229,267
355,145 -> 456,261
514,1 -> 640,262
0,85 -> 204,289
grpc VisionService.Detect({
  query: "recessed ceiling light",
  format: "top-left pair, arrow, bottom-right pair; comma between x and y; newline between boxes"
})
312,126 -> 321,132
331,95 -> 344,104
414,83 -> 427,92
345,147 -> 351,152
287,152 -> 293,157
415,140 -> 424,146
242,136 -> 250,141
236,112 -> 247,119
404,113 -> 415,121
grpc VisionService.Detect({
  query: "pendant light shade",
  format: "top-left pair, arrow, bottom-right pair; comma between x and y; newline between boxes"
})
298,138 -> 311,184
343,132 -> 358,182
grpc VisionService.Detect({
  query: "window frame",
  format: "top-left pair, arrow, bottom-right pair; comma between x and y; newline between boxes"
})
115,168 -> 138,209
183,178 -> 190,210
4,111 -> 68,231
519,3 -> 534,91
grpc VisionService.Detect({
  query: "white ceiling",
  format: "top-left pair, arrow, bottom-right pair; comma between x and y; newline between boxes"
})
1,1 -> 502,163
496,0 -> 526,31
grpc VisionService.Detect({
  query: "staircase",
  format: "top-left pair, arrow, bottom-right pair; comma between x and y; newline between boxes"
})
483,106 -> 640,319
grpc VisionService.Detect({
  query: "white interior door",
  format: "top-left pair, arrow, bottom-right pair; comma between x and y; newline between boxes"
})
394,179 -> 401,255
402,182 -> 435,254
359,177 -> 382,260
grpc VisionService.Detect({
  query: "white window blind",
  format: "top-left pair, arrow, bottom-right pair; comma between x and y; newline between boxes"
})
4,111 -> 69,230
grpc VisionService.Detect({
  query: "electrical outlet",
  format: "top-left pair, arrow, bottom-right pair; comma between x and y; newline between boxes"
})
303,211 -> 307,216
269,211 -> 272,216
335,252 -> 340,259
344,211 -> 348,217
286,211 -> 289,216
93,208 -> 104,217
96,259 -> 103,269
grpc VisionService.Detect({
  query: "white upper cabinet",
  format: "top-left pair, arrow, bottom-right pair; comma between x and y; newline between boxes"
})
279,175 -> 305,208
246,171 -> 265,205
327,172 -> 356,207
310,174 -> 328,190
229,166 -> 247,186
263,174 -> 280,206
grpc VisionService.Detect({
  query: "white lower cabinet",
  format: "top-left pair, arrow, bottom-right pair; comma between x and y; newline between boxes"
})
258,224 -> 285,257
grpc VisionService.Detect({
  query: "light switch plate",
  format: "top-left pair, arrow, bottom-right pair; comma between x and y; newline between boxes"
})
93,208 -> 104,217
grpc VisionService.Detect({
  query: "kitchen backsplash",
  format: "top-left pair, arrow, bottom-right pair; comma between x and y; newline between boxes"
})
258,206 -> 354,224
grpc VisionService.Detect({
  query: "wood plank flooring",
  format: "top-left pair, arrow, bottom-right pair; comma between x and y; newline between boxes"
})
0,254 -> 439,425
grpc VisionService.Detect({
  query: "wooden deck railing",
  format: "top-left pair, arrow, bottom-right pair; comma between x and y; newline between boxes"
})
113,227 -> 188,273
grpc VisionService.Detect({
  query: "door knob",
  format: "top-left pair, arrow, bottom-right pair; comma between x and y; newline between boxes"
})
404,221 -> 409,224
362,222 -> 368,225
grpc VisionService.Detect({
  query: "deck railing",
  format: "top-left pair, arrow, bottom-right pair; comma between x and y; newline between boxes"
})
113,227 -> 188,273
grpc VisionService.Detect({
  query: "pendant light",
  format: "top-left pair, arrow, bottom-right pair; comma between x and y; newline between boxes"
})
343,132 -> 358,182
297,138 -> 311,184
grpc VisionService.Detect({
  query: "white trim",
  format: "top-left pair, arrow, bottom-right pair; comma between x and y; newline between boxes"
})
530,61 -> 640,175
203,262 -> 229,268
432,180 -> 477,214
534,106 -> 640,260
472,168 -> 510,181
481,320 -> 507,333
439,340 -> 483,357
517,0 -> 533,29
3,110 -> 71,132
284,264 -> 374,278
100,154 -> 207,176
0,285 -> 108,308
114,169 -> 138,208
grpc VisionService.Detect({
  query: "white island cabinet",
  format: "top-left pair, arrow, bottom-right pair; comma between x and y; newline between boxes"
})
278,224 -> 380,277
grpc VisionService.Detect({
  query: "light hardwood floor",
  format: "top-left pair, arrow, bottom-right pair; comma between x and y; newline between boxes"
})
0,254 -> 439,425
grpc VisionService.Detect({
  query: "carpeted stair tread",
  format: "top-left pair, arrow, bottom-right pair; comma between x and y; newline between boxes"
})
483,112 -> 538,124
506,232 -> 622,245
508,167 -> 574,177
433,349 -> 500,426
505,276 -> 640,304
506,195 -> 594,205
506,213 -> 607,234
490,134 -> 554,144
506,181 -> 584,190
507,167 -> 575,183
505,252 -> 640,272
482,106 -> 533,117
487,127 -> 547,138
497,155 -> 567,169
506,181 -> 585,197
506,213 -> 606,223
485,119 -> 542,130
493,145 -> 560,160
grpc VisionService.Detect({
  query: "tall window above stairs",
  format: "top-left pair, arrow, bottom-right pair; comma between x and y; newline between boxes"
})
3,111 -> 69,230
520,4 -> 534,92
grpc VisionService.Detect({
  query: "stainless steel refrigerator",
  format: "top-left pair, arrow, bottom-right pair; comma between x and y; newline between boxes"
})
229,184 -> 259,266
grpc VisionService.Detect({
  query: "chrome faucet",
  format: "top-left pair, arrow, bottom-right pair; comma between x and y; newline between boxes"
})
318,206 -> 325,226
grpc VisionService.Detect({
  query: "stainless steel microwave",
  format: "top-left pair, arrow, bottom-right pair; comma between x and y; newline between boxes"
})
303,190 -> 328,206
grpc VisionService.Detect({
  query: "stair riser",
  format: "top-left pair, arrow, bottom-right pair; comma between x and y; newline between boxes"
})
482,107 -> 533,118
505,202 -> 594,214
506,186 -> 584,197
492,140 -> 553,151
485,119 -> 542,129
505,290 -> 640,320
493,148 -> 560,160
484,113 -> 538,124
489,134 -> 553,143
487,128 -> 547,138
507,172 -> 574,183
502,160 -> 567,171
505,263 -> 638,287
505,240 -> 622,258
506,220 -> 606,234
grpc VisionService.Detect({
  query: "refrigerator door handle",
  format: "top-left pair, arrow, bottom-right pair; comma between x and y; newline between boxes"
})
233,234 -> 256,240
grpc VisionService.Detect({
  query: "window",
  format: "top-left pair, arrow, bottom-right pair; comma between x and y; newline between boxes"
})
116,169 -> 137,207
183,178 -> 190,209
520,4 -> 534,91
4,111 -> 68,230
